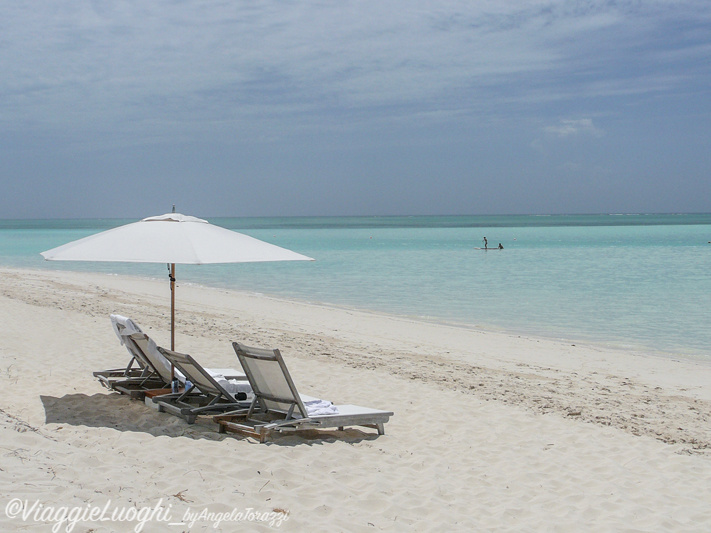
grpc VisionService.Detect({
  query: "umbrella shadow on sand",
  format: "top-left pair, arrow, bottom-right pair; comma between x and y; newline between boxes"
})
39,393 -> 380,445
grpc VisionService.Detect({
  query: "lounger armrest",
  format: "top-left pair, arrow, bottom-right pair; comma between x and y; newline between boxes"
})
150,392 -> 184,403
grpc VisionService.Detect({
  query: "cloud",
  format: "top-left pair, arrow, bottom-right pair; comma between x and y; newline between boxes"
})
544,118 -> 604,138
0,0 -> 707,156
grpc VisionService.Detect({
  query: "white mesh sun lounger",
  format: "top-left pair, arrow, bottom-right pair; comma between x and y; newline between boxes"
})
213,342 -> 393,443
101,315 -> 245,399
151,347 -> 252,424
93,315 -> 159,387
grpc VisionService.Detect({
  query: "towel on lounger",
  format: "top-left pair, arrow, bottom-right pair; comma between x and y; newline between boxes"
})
216,377 -> 253,396
303,398 -> 339,416
110,314 -> 143,345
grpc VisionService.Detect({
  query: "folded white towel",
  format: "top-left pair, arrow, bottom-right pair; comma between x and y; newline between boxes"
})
216,377 -> 253,396
303,398 -> 339,416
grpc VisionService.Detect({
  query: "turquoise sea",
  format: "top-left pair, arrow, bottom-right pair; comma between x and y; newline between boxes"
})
1,214 -> 709,360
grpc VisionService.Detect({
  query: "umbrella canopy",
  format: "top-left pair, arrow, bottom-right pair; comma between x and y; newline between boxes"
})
41,213 -> 314,354
41,213 -> 312,264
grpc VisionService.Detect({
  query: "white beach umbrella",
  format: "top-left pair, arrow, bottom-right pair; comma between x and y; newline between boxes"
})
41,212 -> 314,352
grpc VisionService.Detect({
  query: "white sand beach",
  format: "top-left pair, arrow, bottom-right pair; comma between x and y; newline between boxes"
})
0,267 -> 710,532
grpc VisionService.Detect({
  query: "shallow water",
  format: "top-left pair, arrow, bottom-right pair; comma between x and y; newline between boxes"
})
1,214 -> 709,359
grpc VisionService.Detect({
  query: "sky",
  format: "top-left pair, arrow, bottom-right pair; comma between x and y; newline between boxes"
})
1,0 -> 710,219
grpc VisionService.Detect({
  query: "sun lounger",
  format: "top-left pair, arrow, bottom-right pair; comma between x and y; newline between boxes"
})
100,315 -> 245,400
93,315 -> 158,387
213,342 -> 393,442
151,347 -> 252,424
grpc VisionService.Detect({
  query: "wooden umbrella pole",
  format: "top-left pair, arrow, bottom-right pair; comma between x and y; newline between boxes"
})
171,204 -> 176,352
169,263 -> 176,382
170,263 -> 176,351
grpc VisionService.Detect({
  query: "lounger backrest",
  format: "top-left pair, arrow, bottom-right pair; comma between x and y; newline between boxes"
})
232,342 -> 308,418
109,315 -> 186,384
158,347 -> 233,400
129,333 -> 176,384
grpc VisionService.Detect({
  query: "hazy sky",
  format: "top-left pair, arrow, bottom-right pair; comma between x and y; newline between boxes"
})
2,1 -> 710,218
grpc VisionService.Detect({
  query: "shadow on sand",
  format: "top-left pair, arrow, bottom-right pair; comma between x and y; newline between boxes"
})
40,392 -> 382,446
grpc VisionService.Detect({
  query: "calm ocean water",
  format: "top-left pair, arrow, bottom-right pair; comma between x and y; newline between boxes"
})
1,214 -> 709,360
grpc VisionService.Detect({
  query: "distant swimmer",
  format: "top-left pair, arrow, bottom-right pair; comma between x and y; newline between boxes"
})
498,243 -> 504,249
483,237 -> 488,250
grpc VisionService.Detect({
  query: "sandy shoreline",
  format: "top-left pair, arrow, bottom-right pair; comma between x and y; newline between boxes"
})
1,267 -> 710,531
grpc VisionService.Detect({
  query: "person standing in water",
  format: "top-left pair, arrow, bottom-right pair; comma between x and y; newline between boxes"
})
483,237 -> 488,249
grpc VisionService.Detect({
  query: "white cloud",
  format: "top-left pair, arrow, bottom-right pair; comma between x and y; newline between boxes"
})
544,118 -> 604,138
0,0 -> 708,145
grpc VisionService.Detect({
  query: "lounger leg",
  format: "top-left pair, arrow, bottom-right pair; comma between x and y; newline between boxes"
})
377,423 -> 385,435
